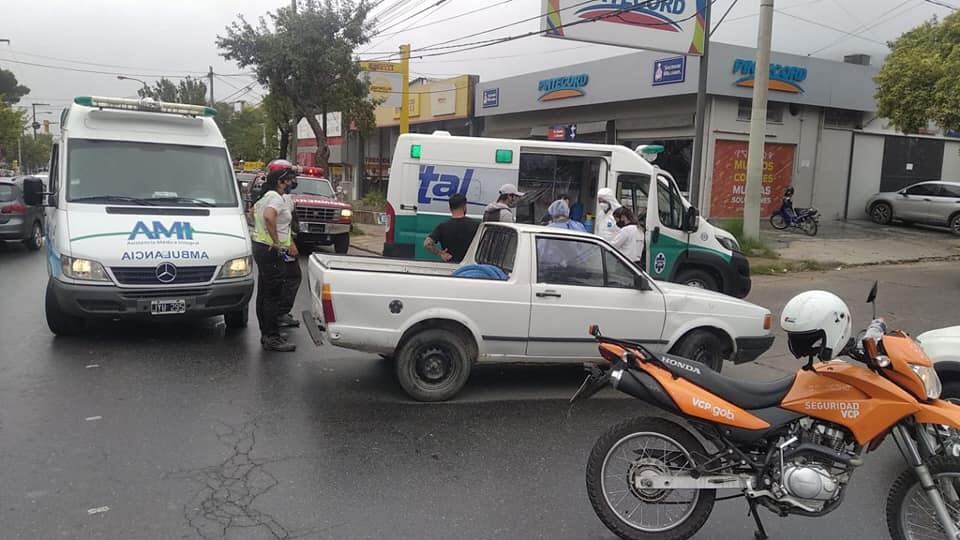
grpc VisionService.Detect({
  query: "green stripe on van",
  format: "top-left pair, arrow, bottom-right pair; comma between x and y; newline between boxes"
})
395,213 -> 452,260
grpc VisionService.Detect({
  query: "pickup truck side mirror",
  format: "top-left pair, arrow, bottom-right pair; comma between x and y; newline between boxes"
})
635,274 -> 652,291
684,206 -> 700,232
23,178 -> 45,206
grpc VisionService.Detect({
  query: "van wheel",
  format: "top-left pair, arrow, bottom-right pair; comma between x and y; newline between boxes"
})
671,330 -> 724,372
333,234 -> 350,254
24,221 -> 43,251
675,268 -> 720,292
45,281 -> 84,336
395,328 -> 472,402
224,307 -> 248,330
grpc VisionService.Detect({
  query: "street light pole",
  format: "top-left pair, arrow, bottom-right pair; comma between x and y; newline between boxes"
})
31,103 -> 49,139
117,75 -> 149,95
742,0 -> 775,241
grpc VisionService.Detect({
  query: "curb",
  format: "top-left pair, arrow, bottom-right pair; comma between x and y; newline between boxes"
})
753,253 -> 960,277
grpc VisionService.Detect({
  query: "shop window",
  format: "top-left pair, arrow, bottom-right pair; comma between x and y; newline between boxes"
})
737,99 -> 784,123
824,108 -> 861,128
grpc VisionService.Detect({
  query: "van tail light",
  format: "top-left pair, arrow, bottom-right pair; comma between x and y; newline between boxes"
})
1,202 -> 27,215
385,201 -> 396,244
321,283 -> 336,323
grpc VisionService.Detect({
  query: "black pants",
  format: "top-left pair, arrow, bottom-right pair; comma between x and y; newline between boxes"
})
279,257 -> 302,315
253,242 -> 284,337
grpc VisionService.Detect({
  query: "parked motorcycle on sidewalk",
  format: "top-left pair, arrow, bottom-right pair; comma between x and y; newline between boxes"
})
572,284 -> 960,540
770,186 -> 820,236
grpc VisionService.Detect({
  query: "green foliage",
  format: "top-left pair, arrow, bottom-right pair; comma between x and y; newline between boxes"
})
215,103 -> 278,162
356,190 -> 386,211
217,0 -> 376,167
0,69 -> 30,104
138,76 -> 208,105
875,13 -> 960,133
0,102 -> 25,164
19,134 -> 53,172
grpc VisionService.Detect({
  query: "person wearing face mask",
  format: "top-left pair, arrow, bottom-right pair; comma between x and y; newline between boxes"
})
611,206 -> 645,269
596,187 -> 622,242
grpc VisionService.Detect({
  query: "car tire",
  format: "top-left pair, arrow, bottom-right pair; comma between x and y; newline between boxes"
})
45,280 -> 84,336
224,306 -> 248,330
671,329 -> 725,372
871,202 -> 894,225
950,214 -> 960,236
24,221 -> 43,251
395,328 -> 472,402
675,268 -> 720,293
333,234 -> 350,254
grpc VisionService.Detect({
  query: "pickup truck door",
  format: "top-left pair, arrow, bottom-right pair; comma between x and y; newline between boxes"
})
527,234 -> 667,359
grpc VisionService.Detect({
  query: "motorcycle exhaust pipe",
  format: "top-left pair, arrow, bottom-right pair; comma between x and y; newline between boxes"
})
613,368 -> 680,414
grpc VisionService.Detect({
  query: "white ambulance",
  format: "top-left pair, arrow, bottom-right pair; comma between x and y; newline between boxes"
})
23,96 -> 254,335
383,133 -> 752,297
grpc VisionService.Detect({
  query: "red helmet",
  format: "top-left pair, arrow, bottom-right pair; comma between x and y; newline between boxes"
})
266,159 -> 297,183
267,159 -> 295,173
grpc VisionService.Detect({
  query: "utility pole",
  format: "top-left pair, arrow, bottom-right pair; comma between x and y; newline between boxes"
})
31,103 -> 49,139
742,0 -> 775,241
208,66 -> 215,107
689,3 -> 711,208
399,44 -> 410,134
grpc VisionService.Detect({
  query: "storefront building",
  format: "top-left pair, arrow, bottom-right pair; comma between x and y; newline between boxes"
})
476,42 -> 909,221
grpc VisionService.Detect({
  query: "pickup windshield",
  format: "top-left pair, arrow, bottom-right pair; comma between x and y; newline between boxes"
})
293,177 -> 335,198
66,139 -> 238,207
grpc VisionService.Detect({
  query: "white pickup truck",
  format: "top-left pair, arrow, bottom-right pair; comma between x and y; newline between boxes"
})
307,223 -> 774,401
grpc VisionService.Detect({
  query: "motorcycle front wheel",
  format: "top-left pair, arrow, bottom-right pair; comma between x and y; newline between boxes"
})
801,218 -> 818,236
586,417 -> 715,540
887,456 -> 960,540
769,214 -> 788,230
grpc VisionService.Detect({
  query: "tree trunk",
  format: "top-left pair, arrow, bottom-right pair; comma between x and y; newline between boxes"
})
278,126 -> 291,160
304,112 -> 330,170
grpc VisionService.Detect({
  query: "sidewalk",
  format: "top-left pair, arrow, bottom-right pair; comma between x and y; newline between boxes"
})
349,223 -> 387,255
757,219 -> 960,268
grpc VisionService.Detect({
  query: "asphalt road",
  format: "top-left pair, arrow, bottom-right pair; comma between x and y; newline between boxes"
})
1,240 -> 958,540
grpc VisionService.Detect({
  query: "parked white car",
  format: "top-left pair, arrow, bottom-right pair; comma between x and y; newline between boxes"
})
306,223 -> 774,401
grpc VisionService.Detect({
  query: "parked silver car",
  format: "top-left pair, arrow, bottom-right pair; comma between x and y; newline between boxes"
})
0,176 -> 45,250
866,181 -> 960,235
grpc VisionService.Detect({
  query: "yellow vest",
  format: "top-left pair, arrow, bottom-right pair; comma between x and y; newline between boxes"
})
253,191 -> 292,247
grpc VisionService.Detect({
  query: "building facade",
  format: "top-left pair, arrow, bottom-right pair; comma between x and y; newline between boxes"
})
476,43 -> 959,221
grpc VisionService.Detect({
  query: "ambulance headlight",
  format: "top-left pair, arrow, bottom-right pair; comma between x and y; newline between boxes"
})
61,256 -> 111,282
218,256 -> 252,279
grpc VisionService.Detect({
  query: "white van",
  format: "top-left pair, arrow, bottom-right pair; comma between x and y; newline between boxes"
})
382,133 -> 752,298
23,96 -> 254,335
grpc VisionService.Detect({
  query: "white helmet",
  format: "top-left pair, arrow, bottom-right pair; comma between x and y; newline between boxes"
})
781,291 -> 852,361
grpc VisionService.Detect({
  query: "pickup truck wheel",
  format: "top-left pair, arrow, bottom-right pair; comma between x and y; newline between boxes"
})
396,328 -> 472,402
671,330 -> 724,373
333,234 -> 350,254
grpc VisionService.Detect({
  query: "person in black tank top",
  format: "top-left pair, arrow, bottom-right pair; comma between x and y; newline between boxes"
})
424,193 -> 480,263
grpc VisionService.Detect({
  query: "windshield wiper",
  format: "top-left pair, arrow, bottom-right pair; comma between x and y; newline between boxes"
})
70,195 -> 156,205
146,196 -> 216,207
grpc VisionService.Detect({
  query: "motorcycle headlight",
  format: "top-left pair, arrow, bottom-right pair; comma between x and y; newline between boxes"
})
61,256 -> 111,282
218,256 -> 253,279
911,364 -> 943,400
716,235 -> 739,252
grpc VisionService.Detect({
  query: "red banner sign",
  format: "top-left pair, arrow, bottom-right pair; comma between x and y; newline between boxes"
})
710,140 -> 795,218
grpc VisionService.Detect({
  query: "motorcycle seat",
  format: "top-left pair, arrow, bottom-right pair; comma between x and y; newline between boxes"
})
657,354 -> 797,410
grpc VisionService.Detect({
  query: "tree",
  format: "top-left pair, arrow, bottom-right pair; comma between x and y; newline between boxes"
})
262,92 -> 298,160
138,76 -> 208,105
215,103 -> 278,162
217,0 -> 376,169
0,69 -> 30,104
19,133 -> 53,172
0,102 -> 25,165
875,13 -> 960,133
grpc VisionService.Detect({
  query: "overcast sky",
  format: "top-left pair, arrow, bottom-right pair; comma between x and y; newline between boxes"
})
1,0 -> 953,124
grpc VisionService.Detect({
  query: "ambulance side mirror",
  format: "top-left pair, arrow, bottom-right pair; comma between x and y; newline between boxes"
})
684,206 -> 700,232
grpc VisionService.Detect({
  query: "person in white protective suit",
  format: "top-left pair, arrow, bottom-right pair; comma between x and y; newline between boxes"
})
596,187 -> 621,242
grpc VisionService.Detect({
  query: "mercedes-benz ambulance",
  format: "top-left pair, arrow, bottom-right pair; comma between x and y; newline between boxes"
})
24,96 -> 254,335
382,132 -> 751,298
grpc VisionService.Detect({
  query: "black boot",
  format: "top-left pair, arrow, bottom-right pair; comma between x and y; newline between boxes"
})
277,313 -> 301,328
261,334 -> 296,352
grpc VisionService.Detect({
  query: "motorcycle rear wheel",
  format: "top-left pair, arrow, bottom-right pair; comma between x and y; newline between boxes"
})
586,417 -> 715,540
887,455 -> 960,540
769,214 -> 788,230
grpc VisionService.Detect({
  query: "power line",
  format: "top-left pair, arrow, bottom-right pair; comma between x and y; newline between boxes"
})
806,0 -> 917,55
774,10 -> 890,47
409,44 -> 584,64
368,0 -> 511,40
923,0 -> 957,9
710,0 -> 741,36
4,48 -> 212,75
363,0 -> 453,53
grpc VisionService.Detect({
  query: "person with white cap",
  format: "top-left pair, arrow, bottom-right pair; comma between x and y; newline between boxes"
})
483,183 -> 525,223
596,187 -> 622,242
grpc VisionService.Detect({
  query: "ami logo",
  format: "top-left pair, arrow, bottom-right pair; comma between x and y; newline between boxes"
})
129,221 -> 195,241
417,165 -> 475,205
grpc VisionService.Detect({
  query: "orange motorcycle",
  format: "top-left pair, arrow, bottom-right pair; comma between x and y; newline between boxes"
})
573,288 -> 960,540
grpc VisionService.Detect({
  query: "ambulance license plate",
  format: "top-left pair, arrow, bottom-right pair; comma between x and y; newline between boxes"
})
150,299 -> 186,315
